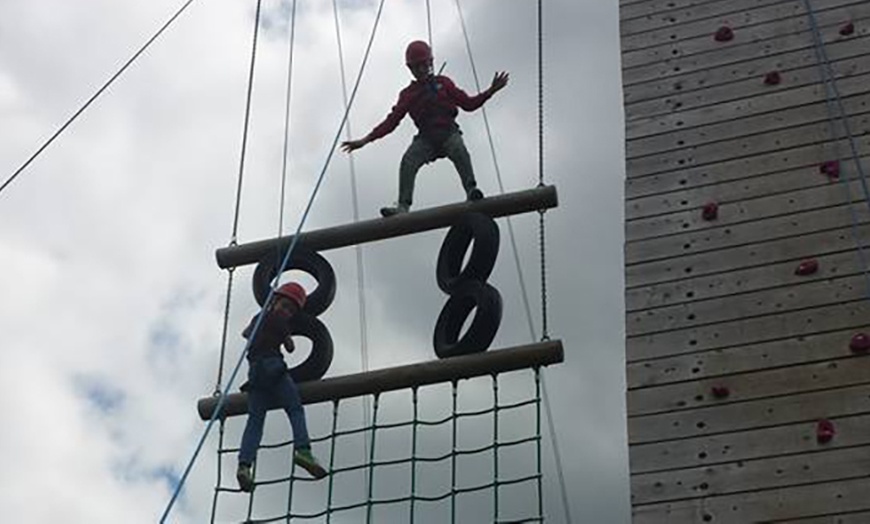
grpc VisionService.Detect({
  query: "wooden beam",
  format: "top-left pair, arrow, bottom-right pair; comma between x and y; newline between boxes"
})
197,339 -> 564,420
215,185 -> 558,269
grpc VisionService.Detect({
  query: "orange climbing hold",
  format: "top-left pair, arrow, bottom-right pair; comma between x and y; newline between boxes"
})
714,26 -> 734,42
795,259 -> 819,276
816,419 -> 836,444
850,333 -> 870,353
701,202 -> 719,221
820,160 -> 840,179
763,71 -> 781,85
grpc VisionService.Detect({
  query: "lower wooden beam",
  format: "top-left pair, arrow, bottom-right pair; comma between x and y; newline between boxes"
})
215,185 -> 558,269
197,339 -> 564,420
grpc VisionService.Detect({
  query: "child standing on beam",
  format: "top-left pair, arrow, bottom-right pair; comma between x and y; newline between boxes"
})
341,40 -> 509,217
236,282 -> 328,492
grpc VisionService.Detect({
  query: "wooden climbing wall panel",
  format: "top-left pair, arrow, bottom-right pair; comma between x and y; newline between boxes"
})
621,0 -> 870,522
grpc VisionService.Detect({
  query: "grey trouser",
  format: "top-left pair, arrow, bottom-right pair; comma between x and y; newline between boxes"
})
398,130 -> 477,208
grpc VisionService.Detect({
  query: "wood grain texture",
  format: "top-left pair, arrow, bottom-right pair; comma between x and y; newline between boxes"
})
628,382 -> 870,444
625,137 -> 870,198
626,249 -> 865,312
626,202 -> 870,265
632,477 -> 870,523
625,39 -> 870,119
626,73 -> 870,142
622,0 -> 867,64
630,413 -> 870,473
626,223 -> 870,289
627,177 -> 870,241
627,299 -> 870,362
625,157 -> 870,223
628,353 -> 870,416
632,445 -> 870,505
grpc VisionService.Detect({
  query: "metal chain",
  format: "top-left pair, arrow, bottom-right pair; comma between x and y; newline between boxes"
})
537,0 -> 549,342
229,0 -> 264,245
538,212 -> 549,341
213,266 -> 236,394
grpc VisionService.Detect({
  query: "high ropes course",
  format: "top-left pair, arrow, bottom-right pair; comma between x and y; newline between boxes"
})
2,0 -> 571,522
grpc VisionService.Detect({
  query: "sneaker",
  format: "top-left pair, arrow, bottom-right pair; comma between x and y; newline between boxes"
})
294,448 -> 328,479
236,463 -> 254,492
380,203 -> 409,217
467,187 -> 484,201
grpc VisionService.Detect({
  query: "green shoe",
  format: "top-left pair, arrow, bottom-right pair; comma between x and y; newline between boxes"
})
236,463 -> 254,493
294,448 -> 328,479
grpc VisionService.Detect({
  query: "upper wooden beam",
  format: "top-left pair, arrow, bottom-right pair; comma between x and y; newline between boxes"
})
215,185 -> 558,269
197,339 -> 564,420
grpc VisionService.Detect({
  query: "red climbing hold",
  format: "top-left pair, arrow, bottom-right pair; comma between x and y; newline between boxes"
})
816,419 -> 836,444
850,333 -> 870,353
714,26 -> 734,42
795,259 -> 819,276
701,202 -> 719,221
763,71 -> 781,85
820,160 -> 841,179
711,385 -> 730,399
840,22 -> 855,36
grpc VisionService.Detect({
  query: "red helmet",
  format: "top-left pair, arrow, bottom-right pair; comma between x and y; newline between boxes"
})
405,40 -> 433,67
275,282 -> 307,309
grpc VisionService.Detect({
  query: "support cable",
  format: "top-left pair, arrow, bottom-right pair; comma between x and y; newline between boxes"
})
801,0 -> 870,298
208,0 -> 266,520
161,0 -> 387,519
452,0 -> 570,521
278,0 -> 299,237
331,0 -> 374,498
426,0 -> 434,52
455,0 -> 573,524
0,0 -> 200,198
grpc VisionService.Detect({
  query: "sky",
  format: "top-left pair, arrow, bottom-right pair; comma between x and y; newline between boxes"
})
0,0 -> 626,522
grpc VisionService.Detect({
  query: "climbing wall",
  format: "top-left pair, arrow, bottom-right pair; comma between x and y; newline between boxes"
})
621,0 -> 870,522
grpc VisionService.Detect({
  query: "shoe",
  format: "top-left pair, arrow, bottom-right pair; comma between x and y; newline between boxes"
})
294,448 -> 328,479
236,463 -> 254,492
467,187 -> 484,201
380,203 -> 409,217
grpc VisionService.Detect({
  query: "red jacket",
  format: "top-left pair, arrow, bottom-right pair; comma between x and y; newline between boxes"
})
365,75 -> 493,142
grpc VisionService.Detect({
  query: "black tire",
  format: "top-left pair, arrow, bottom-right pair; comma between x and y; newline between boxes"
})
253,246 -> 336,316
433,280 -> 503,359
436,212 -> 500,294
287,313 -> 334,383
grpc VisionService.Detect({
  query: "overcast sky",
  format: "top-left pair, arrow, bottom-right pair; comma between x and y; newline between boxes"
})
0,0 -> 626,522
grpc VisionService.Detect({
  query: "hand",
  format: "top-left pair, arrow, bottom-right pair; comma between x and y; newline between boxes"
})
489,71 -> 509,94
341,138 -> 368,153
283,336 -> 295,353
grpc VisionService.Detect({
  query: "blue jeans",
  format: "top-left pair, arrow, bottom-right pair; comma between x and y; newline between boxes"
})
238,356 -> 310,465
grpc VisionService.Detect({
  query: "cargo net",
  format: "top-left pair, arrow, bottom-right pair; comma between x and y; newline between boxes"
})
210,368 -> 545,523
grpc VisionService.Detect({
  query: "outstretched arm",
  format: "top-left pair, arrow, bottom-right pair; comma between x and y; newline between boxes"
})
341,92 -> 410,153
444,72 -> 509,111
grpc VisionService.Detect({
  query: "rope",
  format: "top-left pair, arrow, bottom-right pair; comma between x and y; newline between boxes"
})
278,0 -> 298,238
0,0 -> 200,199
161,0 -> 387,518
426,0 -> 434,53
365,395 -> 381,524
331,0 -> 374,499
164,2 -> 264,520
452,0 -> 570,521
326,401 -> 340,522
801,0 -> 870,299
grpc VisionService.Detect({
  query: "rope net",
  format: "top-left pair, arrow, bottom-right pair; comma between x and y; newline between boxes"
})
210,369 -> 546,523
